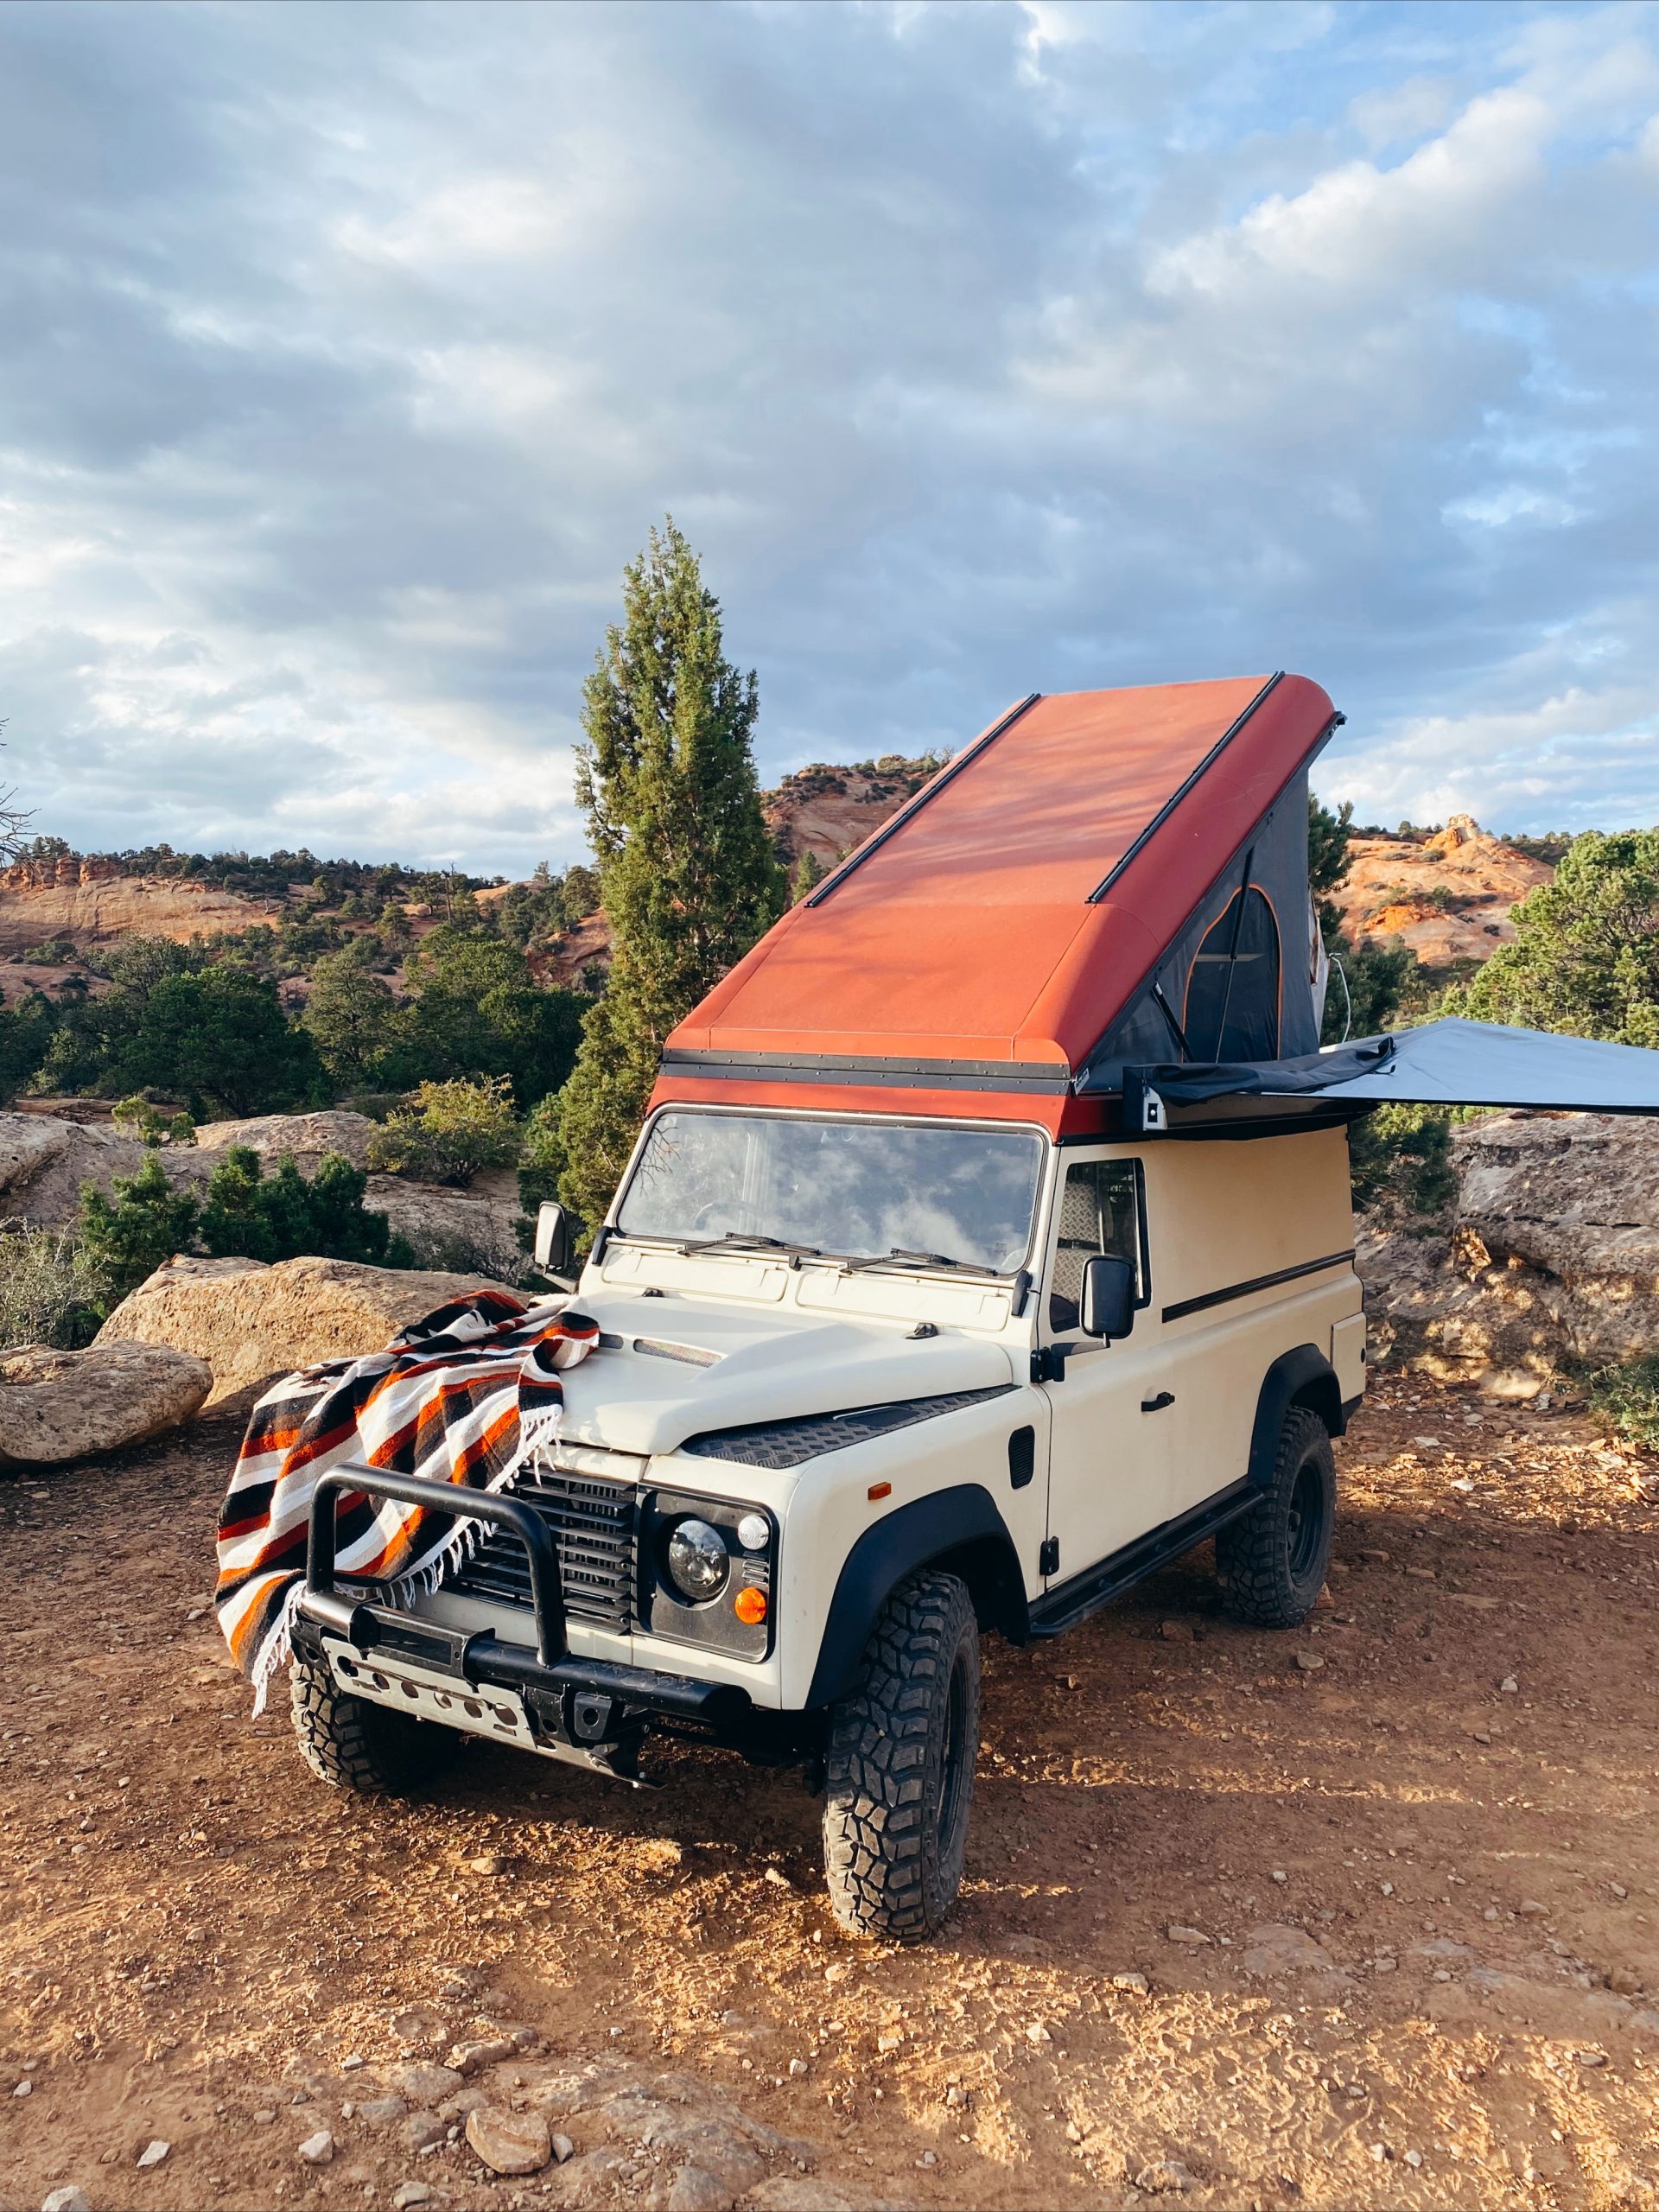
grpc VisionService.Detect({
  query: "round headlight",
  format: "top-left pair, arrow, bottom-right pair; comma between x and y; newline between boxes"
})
666,1517 -> 729,1602
735,1511 -> 771,1554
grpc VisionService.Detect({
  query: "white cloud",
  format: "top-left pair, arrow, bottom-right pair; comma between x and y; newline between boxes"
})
0,0 -> 1654,867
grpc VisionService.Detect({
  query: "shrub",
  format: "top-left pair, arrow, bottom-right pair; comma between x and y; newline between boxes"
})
78,1154 -> 201,1300
1348,1103 -> 1457,1223
0,1224 -> 110,1350
196,1145 -> 393,1266
112,1094 -> 195,1147
79,1143 -> 396,1296
367,1077 -> 520,1187
1586,1356 -> 1659,1455
517,1092 -> 566,1214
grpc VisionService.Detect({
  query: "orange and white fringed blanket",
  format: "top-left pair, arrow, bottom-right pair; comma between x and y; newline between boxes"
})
214,1289 -> 601,1709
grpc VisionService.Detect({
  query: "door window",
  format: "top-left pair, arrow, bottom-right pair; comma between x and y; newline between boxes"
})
1048,1158 -> 1144,1331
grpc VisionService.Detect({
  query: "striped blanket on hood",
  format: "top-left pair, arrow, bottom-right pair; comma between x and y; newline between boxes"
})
215,1288 -> 600,1709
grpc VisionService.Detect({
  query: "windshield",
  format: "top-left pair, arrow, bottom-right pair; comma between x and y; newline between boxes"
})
616,1110 -> 1046,1274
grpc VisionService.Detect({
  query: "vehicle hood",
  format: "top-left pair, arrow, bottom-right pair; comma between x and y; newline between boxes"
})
555,1292 -> 1018,1460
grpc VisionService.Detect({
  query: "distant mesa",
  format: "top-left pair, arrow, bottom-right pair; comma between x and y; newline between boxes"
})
1334,813 -> 1554,969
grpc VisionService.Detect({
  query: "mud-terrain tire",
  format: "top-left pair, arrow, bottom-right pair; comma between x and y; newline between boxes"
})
1216,1402 -> 1336,1629
821,1569 -> 979,1942
289,1648 -> 459,1795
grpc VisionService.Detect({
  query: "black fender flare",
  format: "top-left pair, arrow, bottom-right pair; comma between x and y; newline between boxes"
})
804,1483 -> 1027,1709
1248,1343 -> 1346,1489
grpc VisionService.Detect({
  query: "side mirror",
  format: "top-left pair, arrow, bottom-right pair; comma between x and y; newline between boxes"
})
1080,1254 -> 1136,1342
534,1201 -> 573,1276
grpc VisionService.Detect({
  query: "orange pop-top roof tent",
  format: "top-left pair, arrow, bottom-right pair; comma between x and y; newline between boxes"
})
654,672 -> 1341,1138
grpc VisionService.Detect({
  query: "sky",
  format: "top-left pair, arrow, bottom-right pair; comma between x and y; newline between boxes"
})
1,0 -> 1656,875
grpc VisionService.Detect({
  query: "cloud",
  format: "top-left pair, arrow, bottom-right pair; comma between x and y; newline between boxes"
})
0,0 -> 1655,871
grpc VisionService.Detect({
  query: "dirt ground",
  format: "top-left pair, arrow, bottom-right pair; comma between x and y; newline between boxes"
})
4,1370 -> 1659,2212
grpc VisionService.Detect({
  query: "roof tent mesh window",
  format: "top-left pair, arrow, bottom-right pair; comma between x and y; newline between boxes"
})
1182,886 -> 1281,1061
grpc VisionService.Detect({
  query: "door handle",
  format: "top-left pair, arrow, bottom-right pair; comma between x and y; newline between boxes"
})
1141,1391 -> 1175,1414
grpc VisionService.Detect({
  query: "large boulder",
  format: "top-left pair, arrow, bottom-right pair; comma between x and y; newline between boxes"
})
0,1111 -> 214,1227
1360,1111 -> 1659,1390
95,1253 -> 523,1402
0,1338 -> 213,1465
364,1174 -> 531,1283
192,1109 -> 376,1171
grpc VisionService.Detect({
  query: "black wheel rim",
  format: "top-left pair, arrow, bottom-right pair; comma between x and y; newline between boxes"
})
934,1651 -> 969,1843
1287,1460 -> 1324,1581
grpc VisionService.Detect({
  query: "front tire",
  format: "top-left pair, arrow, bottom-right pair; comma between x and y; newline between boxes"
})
289,1648 -> 460,1795
821,1570 -> 979,1942
1216,1402 -> 1335,1629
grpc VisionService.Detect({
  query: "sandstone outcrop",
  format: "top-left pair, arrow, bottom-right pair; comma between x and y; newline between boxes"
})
96,1253 -> 524,1402
0,1111 -> 215,1226
1333,815 -> 1552,969
0,1338 -> 213,1465
0,870 -> 273,955
1360,1111 -> 1659,1389
193,1109 -> 376,1171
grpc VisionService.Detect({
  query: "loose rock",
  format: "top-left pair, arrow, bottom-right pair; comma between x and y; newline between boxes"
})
1134,2158 -> 1190,2193
1294,1650 -> 1325,1671
392,2062 -> 465,2106
392,2187 -> 433,2211
551,2132 -> 575,2164
1112,1972 -> 1150,1994
0,1341 -> 212,1466
399,2113 -> 447,2154
666,2168 -> 734,2212
1166,1926 -> 1210,1946
41,2190 -> 92,2212
136,2140 -> 171,2170
465,2105 -> 552,2176
297,2131 -> 334,2164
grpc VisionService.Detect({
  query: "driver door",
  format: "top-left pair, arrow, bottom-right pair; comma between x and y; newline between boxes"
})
1038,1154 -> 1176,1587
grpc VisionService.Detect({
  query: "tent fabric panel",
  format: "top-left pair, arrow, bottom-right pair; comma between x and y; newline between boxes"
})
1076,774 -> 1319,1090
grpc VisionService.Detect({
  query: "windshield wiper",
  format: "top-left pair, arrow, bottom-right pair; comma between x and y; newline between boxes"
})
842,1246 -> 998,1278
674,1230 -> 823,1259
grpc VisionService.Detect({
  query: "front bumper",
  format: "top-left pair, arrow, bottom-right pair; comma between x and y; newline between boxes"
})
296,1464 -> 754,1780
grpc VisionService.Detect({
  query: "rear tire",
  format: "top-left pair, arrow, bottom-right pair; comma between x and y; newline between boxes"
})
821,1570 -> 979,1943
1216,1403 -> 1335,1629
289,1648 -> 459,1795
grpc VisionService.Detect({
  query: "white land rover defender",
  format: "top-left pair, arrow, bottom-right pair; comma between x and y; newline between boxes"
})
291,1105 -> 1363,1940
282,672 -> 1659,1938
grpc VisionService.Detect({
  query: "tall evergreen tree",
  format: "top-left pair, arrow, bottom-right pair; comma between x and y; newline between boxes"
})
556,521 -> 785,1230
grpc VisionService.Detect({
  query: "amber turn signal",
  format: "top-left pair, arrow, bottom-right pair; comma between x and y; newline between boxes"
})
734,1586 -> 767,1625
868,1481 -> 893,1501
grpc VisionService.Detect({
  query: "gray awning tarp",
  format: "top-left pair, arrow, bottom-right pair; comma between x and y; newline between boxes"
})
1124,1017 -> 1659,1116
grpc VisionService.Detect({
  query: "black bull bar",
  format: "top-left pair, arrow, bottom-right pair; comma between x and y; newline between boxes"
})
296,1461 -> 747,1735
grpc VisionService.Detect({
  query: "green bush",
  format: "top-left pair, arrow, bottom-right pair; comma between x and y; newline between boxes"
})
1586,1356 -> 1659,1454
79,1143 -> 397,1299
0,1224 -> 110,1350
78,1154 -> 201,1300
111,1094 -> 195,1147
367,1077 -> 520,1187
516,1092 -> 566,1214
196,1146 -> 394,1266
1348,1103 -> 1457,1222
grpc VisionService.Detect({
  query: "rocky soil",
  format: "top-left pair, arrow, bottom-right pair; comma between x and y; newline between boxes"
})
4,1372 -> 1659,2210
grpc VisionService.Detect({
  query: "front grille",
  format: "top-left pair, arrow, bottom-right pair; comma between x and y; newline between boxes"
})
443,1460 -> 638,1630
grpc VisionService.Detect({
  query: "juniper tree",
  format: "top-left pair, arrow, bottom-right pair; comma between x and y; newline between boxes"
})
556,522 -> 785,1230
